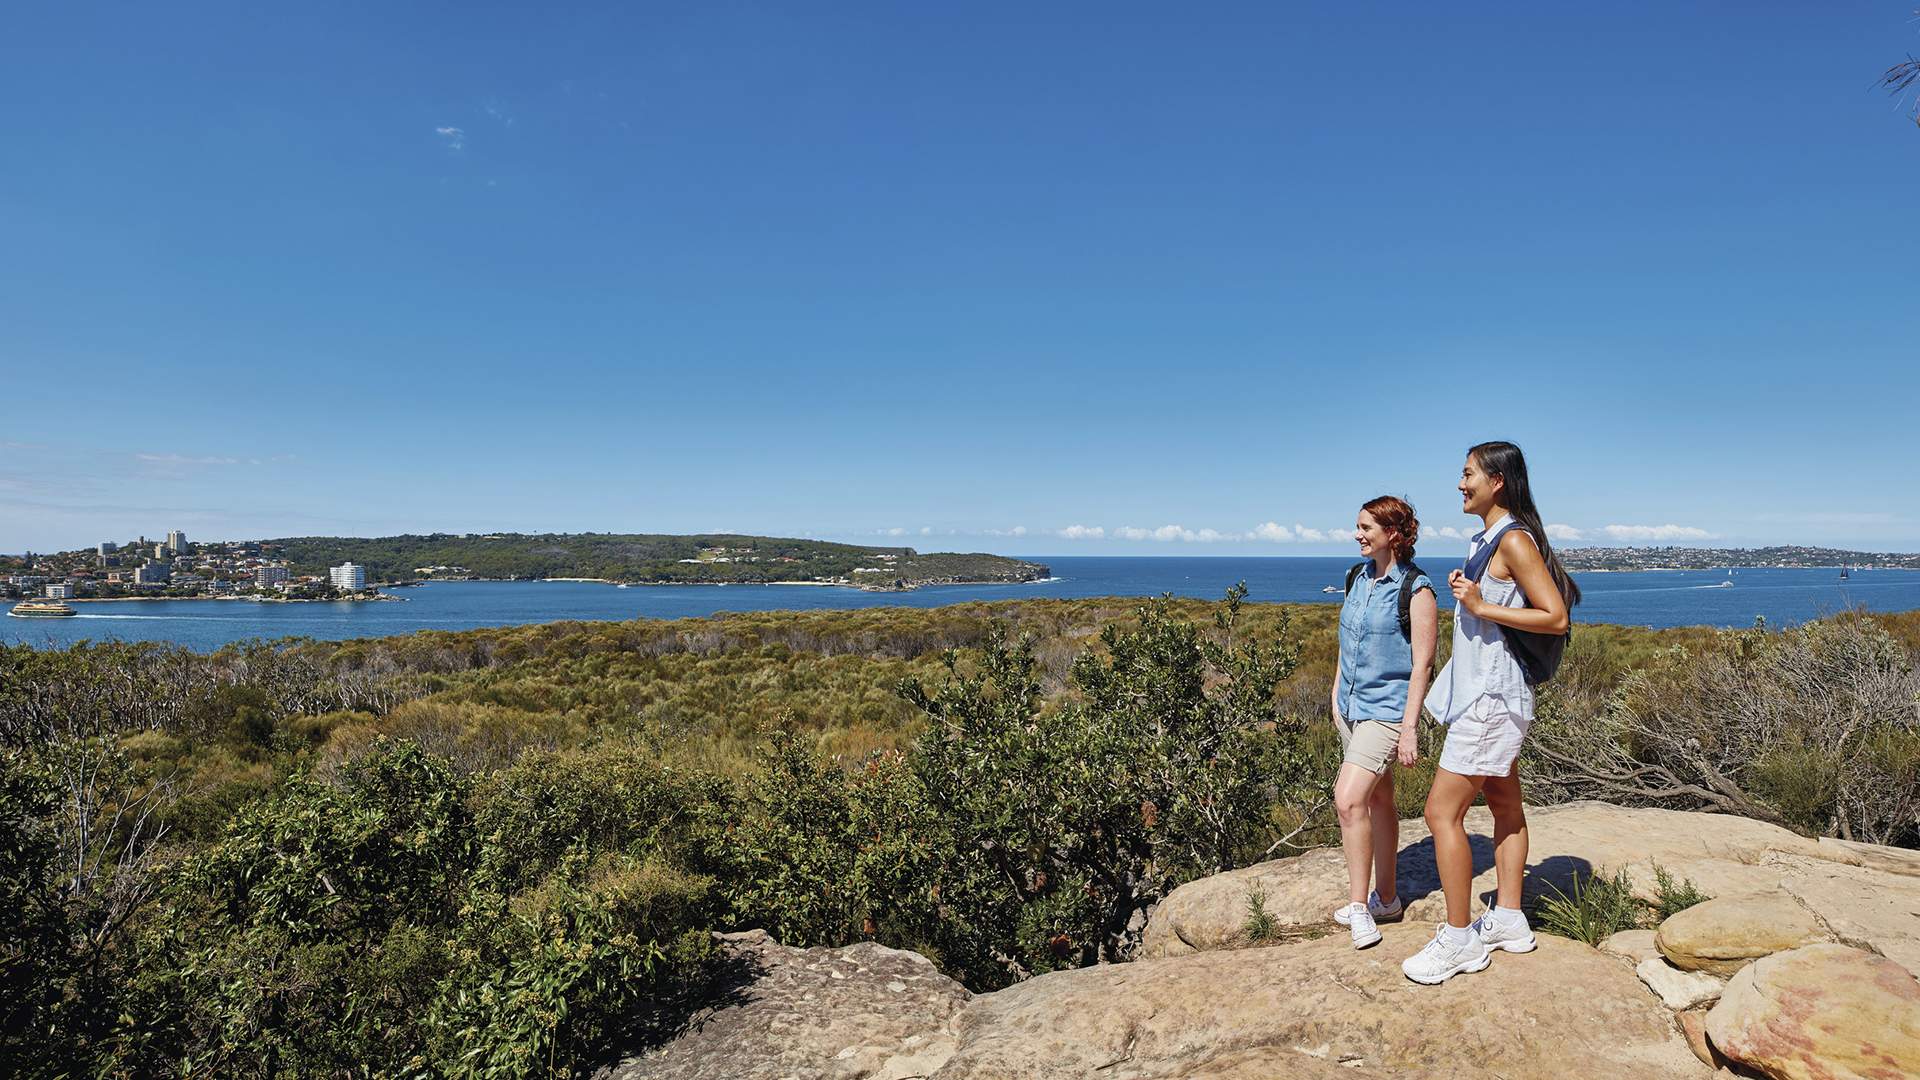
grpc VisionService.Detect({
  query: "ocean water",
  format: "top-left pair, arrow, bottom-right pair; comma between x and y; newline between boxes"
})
7,557 -> 1918,653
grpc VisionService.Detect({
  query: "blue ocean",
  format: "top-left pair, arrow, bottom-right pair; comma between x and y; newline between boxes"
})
8,557 -> 1918,653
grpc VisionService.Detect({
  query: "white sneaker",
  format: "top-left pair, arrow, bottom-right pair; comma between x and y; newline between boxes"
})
1471,909 -> 1537,954
1401,924 -> 1492,985
1348,906 -> 1382,950
1332,890 -> 1404,926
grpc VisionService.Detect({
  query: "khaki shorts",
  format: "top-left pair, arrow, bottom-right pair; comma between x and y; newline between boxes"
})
1335,715 -> 1403,774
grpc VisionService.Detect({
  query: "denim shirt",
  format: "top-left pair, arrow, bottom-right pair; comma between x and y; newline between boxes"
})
1336,560 -> 1433,723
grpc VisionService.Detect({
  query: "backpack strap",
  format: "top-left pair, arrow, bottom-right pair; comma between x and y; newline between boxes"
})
1462,520 -> 1525,583
1396,561 -> 1428,641
1344,561 -> 1365,595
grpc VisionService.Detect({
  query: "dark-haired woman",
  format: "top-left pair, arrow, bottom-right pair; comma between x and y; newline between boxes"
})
1402,441 -> 1579,985
1331,496 -> 1437,949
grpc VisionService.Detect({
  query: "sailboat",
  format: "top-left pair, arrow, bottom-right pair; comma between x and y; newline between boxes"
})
1840,564 -> 1850,581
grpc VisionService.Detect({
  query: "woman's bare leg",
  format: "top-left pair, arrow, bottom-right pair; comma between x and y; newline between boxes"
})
1370,767 -> 1399,903
1335,762 -> 1384,905
1481,763 -> 1529,910
1424,768 -> 1486,928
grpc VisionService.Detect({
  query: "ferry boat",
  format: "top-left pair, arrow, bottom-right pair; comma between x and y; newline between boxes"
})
9,599 -> 77,617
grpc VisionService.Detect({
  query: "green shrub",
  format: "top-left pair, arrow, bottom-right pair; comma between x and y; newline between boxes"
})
1536,869 -> 1644,945
900,586 -> 1305,980
1649,862 -> 1711,922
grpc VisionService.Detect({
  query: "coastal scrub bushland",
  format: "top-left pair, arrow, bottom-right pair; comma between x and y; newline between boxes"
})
2,598 -> 1916,1076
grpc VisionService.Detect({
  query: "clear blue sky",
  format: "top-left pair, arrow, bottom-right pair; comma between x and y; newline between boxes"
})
4,3 -> 1916,555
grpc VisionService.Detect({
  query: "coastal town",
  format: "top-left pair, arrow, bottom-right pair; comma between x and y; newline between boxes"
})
1559,545 -> 1920,572
1,531 -> 389,607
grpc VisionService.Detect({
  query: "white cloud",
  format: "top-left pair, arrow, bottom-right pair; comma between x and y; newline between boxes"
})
1545,523 -> 1584,541
1601,524 -> 1713,542
136,453 -> 244,467
436,126 -> 466,150
985,525 -> 1028,537
1057,524 -> 1105,540
1428,525 -> 1469,541
882,527 -> 907,537
1292,525 -> 1331,543
1251,521 -> 1295,542
919,526 -> 932,536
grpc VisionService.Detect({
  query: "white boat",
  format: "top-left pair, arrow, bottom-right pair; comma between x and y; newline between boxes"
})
1321,585 -> 1343,594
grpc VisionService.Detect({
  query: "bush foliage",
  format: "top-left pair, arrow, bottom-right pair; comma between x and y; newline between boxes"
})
1,597 -> 1914,1075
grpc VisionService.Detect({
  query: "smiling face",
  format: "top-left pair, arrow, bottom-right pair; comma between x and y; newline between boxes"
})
1459,453 -> 1504,517
1355,510 -> 1397,563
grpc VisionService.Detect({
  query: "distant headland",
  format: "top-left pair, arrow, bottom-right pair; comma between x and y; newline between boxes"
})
264,532 -> 1051,591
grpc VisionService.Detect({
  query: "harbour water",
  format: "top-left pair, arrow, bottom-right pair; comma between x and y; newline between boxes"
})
8,557 -> 1918,652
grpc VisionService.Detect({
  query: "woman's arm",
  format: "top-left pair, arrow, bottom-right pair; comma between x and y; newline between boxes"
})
1459,531 -> 1569,634
1397,585 -> 1438,763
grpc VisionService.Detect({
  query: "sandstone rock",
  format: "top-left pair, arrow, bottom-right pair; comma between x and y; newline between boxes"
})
1705,943 -> 1920,1080
1676,1009 -> 1726,1069
1143,802 -> 1920,974
594,929 -> 970,1080
1635,956 -> 1726,1010
1602,929 -> 1660,965
1654,892 -> 1834,976
927,930 -> 1709,1079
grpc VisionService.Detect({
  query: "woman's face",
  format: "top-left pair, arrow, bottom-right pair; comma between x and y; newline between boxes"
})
1355,510 -> 1396,562
1459,455 -> 1502,517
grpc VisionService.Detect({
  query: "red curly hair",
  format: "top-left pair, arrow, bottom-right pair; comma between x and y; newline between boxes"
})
1361,495 -> 1419,562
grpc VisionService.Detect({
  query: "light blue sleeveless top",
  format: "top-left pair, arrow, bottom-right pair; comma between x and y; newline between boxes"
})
1336,560 -> 1433,723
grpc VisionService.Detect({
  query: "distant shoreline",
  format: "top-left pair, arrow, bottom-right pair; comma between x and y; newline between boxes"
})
61,594 -> 398,604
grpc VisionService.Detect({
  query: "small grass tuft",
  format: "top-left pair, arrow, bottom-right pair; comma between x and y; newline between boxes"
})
1649,862 -> 1712,922
1536,869 -> 1644,945
1243,883 -> 1282,944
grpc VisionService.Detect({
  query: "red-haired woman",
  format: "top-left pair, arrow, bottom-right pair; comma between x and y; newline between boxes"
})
1330,496 -> 1438,949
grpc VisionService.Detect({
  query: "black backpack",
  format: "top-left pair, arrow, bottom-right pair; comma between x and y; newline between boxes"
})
1461,522 -> 1569,685
1344,560 -> 1429,642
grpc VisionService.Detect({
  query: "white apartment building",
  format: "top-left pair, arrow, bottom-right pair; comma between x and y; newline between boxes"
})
330,562 -> 367,590
44,583 -> 75,599
166,530 -> 187,553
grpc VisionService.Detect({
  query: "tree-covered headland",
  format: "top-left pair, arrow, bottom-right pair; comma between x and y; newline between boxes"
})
4,596 -> 1917,1076
263,532 -> 1050,589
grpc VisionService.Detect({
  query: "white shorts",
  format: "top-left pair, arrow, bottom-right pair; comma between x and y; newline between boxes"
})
1438,695 -> 1530,777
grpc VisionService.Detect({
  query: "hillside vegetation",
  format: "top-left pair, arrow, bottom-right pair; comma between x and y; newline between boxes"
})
263,531 -> 1049,588
3,597 -> 1916,1077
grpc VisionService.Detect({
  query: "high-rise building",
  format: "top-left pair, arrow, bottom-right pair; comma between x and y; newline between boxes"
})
98,541 -> 117,556
255,566 -> 290,587
133,563 -> 171,585
166,530 -> 187,554
153,543 -> 168,560
44,583 -> 74,599
329,562 -> 367,591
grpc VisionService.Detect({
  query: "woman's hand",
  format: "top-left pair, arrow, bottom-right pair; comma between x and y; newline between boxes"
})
1395,726 -> 1418,767
1448,568 -> 1482,617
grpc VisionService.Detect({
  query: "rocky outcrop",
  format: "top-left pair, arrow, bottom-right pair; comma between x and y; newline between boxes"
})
928,930 -> 1707,1079
1653,891 -> 1836,976
1704,943 -> 1920,1080
593,930 -> 970,1080
1142,801 -> 1920,974
600,804 -> 1920,1080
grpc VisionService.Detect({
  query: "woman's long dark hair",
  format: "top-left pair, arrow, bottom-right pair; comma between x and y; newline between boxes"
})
1468,440 -> 1582,606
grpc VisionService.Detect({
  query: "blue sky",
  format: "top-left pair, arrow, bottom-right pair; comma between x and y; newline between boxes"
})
3,3 -> 1916,556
